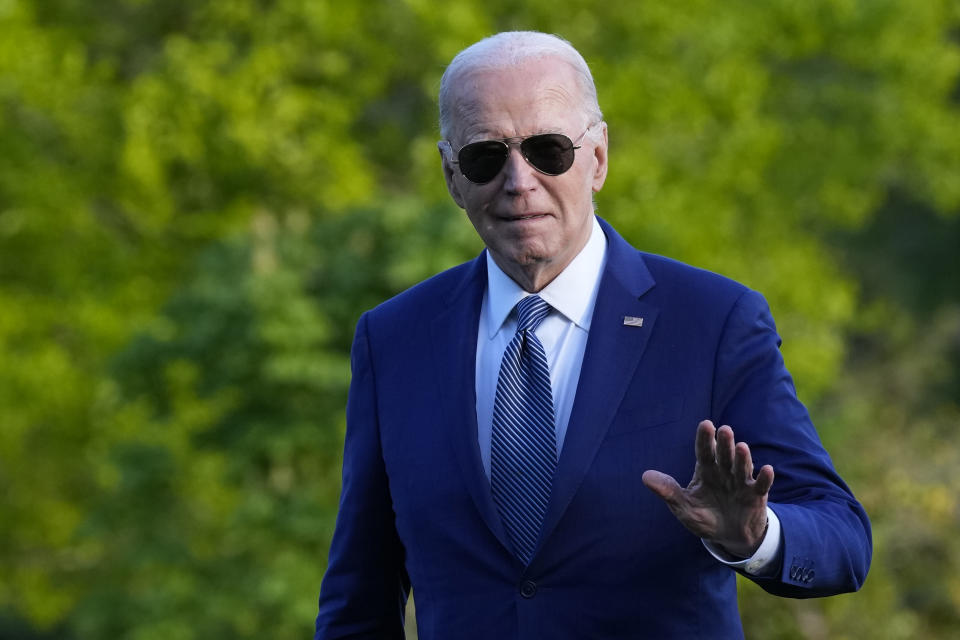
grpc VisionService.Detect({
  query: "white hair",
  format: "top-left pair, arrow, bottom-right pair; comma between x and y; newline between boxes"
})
438,31 -> 603,142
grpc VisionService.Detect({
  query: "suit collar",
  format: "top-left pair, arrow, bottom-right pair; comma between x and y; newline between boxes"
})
595,216 -> 656,299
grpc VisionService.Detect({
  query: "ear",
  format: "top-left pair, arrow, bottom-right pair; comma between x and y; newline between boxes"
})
438,141 -> 466,209
591,122 -> 609,193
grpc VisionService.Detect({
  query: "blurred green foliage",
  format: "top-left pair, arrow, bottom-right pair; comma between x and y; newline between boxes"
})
1,0 -> 958,638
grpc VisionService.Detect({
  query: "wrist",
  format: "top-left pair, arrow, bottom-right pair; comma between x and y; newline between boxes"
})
702,507 -> 782,576
717,517 -> 769,559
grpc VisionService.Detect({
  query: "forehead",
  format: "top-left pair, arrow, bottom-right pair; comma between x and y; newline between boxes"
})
449,57 -> 584,142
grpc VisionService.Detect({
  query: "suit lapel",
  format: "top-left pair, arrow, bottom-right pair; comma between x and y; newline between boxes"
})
429,253 -> 513,552
536,219 -> 659,554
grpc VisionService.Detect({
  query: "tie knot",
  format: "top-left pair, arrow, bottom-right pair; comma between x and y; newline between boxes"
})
515,295 -> 551,333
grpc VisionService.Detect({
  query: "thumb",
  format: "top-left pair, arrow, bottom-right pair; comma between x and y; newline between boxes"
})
642,470 -> 683,504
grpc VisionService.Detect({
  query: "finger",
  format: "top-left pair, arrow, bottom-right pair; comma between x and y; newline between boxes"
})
715,425 -> 736,472
695,420 -> 717,466
754,464 -> 775,495
734,441 -> 754,484
642,470 -> 684,506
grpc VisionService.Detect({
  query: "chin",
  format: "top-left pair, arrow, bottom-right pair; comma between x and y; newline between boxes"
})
505,246 -> 552,267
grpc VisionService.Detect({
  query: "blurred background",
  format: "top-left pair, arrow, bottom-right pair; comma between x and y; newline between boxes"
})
1,0 -> 959,638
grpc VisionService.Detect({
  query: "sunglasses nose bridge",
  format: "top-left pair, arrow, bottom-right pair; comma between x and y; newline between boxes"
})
499,137 -> 549,177
498,138 -> 528,169
501,141 -> 541,190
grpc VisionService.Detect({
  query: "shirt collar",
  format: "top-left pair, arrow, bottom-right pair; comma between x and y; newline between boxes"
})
485,216 -> 608,338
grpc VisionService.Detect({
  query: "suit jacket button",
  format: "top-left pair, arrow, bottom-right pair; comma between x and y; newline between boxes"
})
520,580 -> 537,598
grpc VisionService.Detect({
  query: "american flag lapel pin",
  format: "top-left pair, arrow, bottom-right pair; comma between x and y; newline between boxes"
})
623,316 -> 644,328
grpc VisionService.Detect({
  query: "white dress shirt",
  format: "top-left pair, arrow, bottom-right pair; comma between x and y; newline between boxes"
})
476,216 -> 607,478
474,215 -> 781,575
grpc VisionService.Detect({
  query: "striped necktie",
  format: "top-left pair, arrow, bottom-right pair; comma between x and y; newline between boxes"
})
490,294 -> 557,565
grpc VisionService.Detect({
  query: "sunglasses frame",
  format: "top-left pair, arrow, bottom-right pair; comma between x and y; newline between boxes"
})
450,125 -> 594,184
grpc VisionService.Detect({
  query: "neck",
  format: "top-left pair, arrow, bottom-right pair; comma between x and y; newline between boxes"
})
499,261 -> 562,293
494,225 -> 595,293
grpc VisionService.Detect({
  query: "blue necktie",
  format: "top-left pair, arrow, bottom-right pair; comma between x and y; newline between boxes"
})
490,294 -> 557,564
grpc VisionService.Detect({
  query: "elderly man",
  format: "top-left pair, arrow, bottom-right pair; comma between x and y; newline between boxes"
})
315,31 -> 870,639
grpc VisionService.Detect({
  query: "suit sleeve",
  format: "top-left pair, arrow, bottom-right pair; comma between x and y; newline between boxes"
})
315,313 -> 410,639
712,290 -> 872,597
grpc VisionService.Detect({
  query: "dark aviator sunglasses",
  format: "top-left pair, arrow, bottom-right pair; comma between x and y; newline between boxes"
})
452,125 -> 594,184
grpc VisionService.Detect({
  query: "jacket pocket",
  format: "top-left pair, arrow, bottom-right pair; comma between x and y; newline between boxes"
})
607,393 -> 685,436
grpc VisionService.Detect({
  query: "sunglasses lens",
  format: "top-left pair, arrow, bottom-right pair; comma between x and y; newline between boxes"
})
522,133 -> 575,175
458,141 -> 508,184
456,133 -> 578,183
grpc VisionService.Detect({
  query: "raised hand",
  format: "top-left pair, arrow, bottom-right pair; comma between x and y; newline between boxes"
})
641,420 -> 774,558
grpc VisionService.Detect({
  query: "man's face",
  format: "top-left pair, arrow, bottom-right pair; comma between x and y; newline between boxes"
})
440,56 -> 608,291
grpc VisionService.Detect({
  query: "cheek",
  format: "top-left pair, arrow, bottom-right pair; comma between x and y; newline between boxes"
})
557,184 -> 592,218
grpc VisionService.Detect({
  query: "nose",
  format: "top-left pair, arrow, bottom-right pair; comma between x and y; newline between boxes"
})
501,147 -> 538,194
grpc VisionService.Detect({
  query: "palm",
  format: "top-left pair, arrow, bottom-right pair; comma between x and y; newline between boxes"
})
642,420 -> 773,558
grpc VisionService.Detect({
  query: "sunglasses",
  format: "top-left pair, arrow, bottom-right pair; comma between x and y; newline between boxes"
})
451,126 -> 593,184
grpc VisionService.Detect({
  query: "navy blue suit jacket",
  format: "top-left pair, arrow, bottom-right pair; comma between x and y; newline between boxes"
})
315,218 -> 871,639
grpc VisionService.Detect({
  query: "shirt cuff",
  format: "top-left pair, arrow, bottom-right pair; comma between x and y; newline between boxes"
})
701,506 -> 782,576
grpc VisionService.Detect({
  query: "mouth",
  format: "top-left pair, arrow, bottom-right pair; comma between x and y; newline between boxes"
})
501,213 -> 550,222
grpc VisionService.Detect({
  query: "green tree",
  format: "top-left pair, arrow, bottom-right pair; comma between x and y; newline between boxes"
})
1,1 -> 958,638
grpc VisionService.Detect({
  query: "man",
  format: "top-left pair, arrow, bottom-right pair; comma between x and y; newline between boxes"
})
315,31 -> 870,639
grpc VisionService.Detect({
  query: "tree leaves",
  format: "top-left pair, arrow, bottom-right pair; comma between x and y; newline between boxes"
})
1,1 -> 958,637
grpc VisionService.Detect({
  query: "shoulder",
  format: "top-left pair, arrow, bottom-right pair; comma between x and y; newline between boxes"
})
640,252 -> 752,307
599,217 -> 756,314
636,253 -> 775,351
